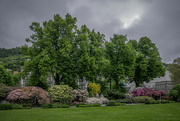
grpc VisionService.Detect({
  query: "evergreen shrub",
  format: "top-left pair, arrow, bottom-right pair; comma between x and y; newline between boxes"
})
103,89 -> 125,100
132,96 -> 154,103
169,84 -> 180,101
106,100 -> 116,106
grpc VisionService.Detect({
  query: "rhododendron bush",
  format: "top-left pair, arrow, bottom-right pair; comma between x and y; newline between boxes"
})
48,85 -> 73,104
132,87 -> 166,100
6,86 -> 50,105
0,83 -> 20,101
72,89 -> 89,102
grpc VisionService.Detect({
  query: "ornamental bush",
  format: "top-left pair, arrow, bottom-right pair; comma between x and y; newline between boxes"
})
88,82 -> 101,97
48,85 -> 73,104
161,100 -> 169,103
132,96 -> 155,103
6,86 -> 50,105
169,84 -> 180,101
150,100 -> 160,104
0,83 -> 20,102
72,89 -> 89,102
86,97 -> 102,104
106,100 -> 116,106
132,87 -> 166,100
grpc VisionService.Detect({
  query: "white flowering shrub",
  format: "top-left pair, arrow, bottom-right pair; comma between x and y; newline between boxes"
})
99,97 -> 109,104
124,92 -> 134,99
72,89 -> 89,102
86,97 -> 109,104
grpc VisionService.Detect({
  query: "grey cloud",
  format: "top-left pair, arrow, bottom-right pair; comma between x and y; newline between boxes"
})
0,0 -> 180,63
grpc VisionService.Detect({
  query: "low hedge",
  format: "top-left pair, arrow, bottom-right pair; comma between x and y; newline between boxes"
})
150,100 -> 160,104
77,105 -> 87,107
61,104 -> 69,108
92,104 -> 101,107
78,104 -> 101,107
161,100 -> 169,104
0,103 -> 31,110
0,103 -> 13,110
12,104 -> 23,109
76,103 -> 87,107
132,96 -> 155,103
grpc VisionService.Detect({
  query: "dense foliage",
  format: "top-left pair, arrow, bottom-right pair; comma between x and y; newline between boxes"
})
16,13 -> 165,90
0,47 -> 22,58
0,103 -> 13,110
21,13 -> 107,89
48,85 -> 73,104
168,57 -> 180,84
128,38 -> 165,87
0,55 -> 29,72
105,35 -> 136,90
169,84 -> 180,101
103,89 -> 125,100
0,65 -> 21,86
6,86 -> 51,105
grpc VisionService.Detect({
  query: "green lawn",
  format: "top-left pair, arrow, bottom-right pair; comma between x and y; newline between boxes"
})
0,103 -> 180,121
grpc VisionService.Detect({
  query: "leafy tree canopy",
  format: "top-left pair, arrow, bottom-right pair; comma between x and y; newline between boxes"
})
168,57 -> 180,84
21,13 -> 107,89
105,34 -> 136,90
0,65 -> 20,86
128,37 -> 165,87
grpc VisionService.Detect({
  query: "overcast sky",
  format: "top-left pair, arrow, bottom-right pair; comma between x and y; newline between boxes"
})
0,0 -> 180,63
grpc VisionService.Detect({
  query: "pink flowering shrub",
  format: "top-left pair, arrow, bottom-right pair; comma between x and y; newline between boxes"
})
0,83 -> 20,101
132,87 -> 166,100
72,89 -> 89,102
6,86 -> 51,105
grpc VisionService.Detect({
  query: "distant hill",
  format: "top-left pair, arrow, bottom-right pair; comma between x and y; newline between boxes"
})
0,47 -> 22,58
0,47 -> 29,71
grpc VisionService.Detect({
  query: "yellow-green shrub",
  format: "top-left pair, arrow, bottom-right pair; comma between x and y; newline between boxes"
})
88,82 -> 101,97
48,85 -> 73,104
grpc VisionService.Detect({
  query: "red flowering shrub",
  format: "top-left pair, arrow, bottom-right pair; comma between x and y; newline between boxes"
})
6,86 -> 51,105
132,87 -> 166,100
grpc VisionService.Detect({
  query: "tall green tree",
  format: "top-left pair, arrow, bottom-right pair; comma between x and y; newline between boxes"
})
21,13 -> 78,88
76,25 -> 107,82
128,37 -> 165,87
21,14 -> 107,89
105,34 -> 136,90
168,57 -> 180,84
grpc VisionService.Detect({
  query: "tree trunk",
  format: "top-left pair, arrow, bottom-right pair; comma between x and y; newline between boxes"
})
135,80 -> 140,87
55,74 -> 60,85
110,79 -> 111,90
